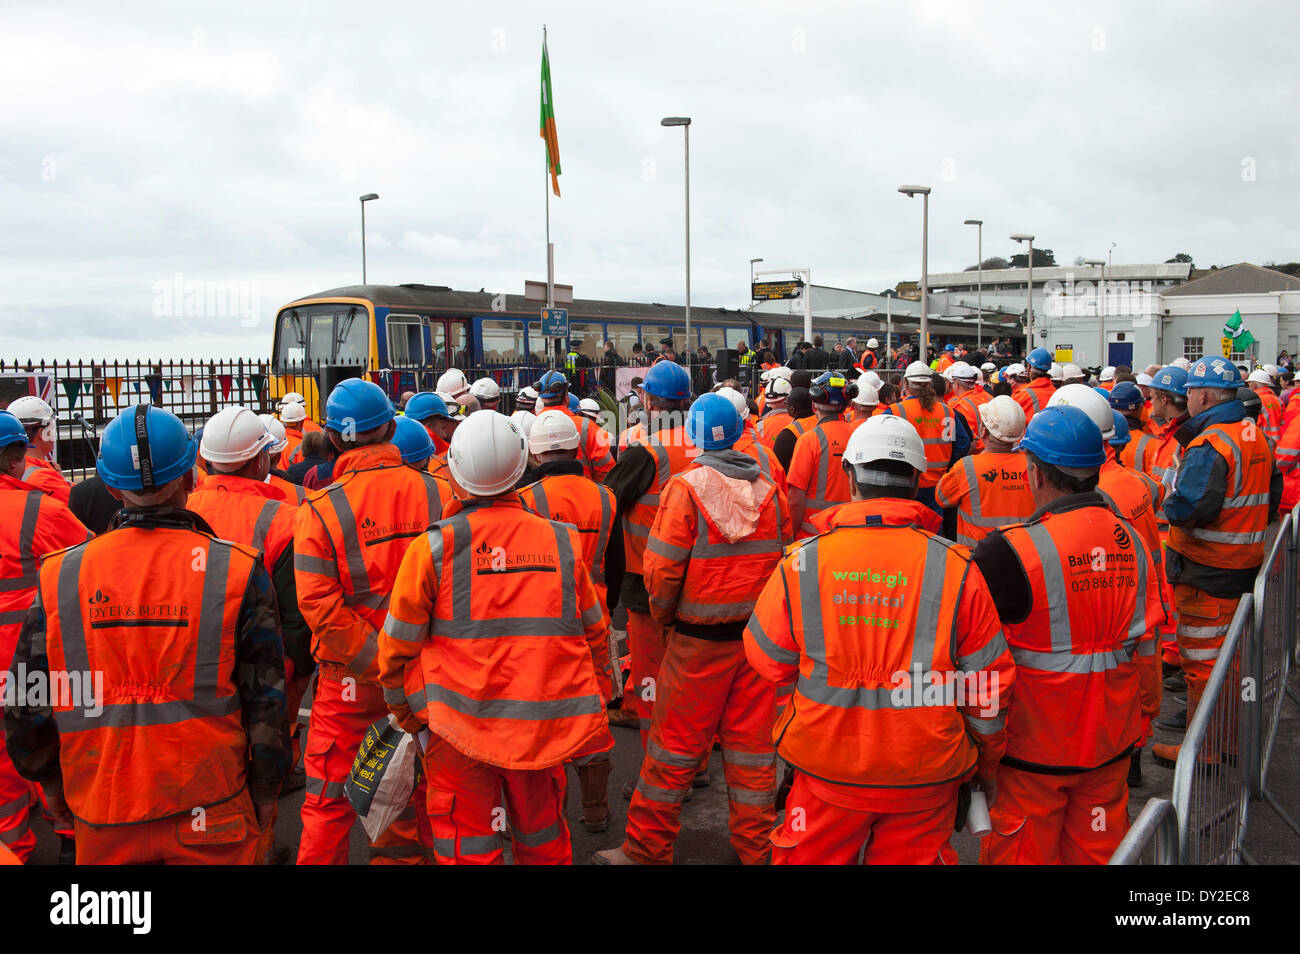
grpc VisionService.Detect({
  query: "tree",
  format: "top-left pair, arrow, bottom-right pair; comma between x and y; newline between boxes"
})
879,288 -> 899,297
963,256 -> 1010,271
1009,249 -> 1056,268
1165,252 -> 1194,265
1072,255 -> 1087,266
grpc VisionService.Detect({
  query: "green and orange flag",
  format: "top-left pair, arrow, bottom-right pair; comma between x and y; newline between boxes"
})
540,36 -> 561,196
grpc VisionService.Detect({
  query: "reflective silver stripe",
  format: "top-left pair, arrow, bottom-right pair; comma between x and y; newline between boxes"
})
727,786 -> 775,806
1125,521 -> 1151,648
448,513 -> 474,625
305,776 -> 347,799
1179,624 -> 1230,638
648,740 -> 700,768
0,825 -> 28,844
525,480 -> 552,518
16,490 -> 41,584
422,473 -> 444,523
635,778 -> 689,803
383,614 -> 426,642
343,591 -> 387,611
745,615 -> 799,666
1202,424 -> 1243,493
382,686 -> 407,706
581,603 -> 604,627
957,630 -> 1009,673
647,536 -> 690,561
1023,523 -> 1072,654
1136,639 -> 1157,656
294,553 -> 338,578
692,537 -> 787,558
406,687 -> 427,714
251,500 -> 279,556
423,682 -> 602,720
1010,645 -> 1133,674
594,487 -> 613,585
720,748 -> 775,767
0,793 -> 31,819
0,608 -> 29,625
56,695 -> 242,733
963,713 -> 1005,735
959,455 -> 979,519
552,521 -> 577,623
350,631 -> 380,674
434,834 -> 503,857
676,598 -> 758,620
625,521 -> 651,538
1222,493 -> 1269,509
513,820 -> 564,847
56,548 -> 90,674
813,427 -> 830,507
325,487 -> 371,599
1182,647 -> 1221,661
1185,527 -> 1266,544
193,542 -> 232,706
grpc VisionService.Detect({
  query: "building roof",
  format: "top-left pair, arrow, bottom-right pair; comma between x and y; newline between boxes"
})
926,262 -> 1191,289
1161,262 -> 1300,297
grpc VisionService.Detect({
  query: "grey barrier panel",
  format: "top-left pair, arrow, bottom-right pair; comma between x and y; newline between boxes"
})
1109,797 -> 1178,865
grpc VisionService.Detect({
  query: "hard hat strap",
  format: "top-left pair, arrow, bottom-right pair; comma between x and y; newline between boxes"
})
134,404 -> 155,490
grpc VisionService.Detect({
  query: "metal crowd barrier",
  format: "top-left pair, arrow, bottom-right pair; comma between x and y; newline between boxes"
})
1109,798 -> 1179,865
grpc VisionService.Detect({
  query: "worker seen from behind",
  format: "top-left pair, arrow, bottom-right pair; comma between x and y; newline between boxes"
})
404,391 -> 460,460
755,376 -> 794,447
1012,348 -> 1056,422
380,413 -> 614,864
535,370 -> 614,481
885,362 -> 972,522
946,361 -> 992,452
934,395 -> 1035,547
973,406 -> 1163,864
469,377 -> 502,413
5,405 -> 289,864
745,415 -> 1015,864
1144,366 -> 1190,494
718,386 -> 785,493
787,372 -> 856,536
596,394 -> 791,865
6,396 -> 71,505
1246,368 -> 1283,446
770,387 -> 816,472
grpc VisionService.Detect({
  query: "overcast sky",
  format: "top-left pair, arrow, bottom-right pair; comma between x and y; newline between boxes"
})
2,1 -> 1297,360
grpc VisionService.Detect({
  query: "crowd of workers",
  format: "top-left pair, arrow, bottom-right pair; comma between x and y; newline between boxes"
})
0,336 -> 1285,865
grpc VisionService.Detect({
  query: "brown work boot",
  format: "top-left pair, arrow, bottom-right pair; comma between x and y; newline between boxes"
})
1150,742 -> 1180,768
577,760 -> 612,833
592,846 -> 638,865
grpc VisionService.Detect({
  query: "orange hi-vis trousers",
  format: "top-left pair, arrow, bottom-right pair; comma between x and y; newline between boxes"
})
621,633 -> 776,865
626,609 -> 670,751
297,673 -> 430,865
74,790 -> 263,864
769,772 -> 959,865
980,758 -> 1129,865
422,733 -> 571,865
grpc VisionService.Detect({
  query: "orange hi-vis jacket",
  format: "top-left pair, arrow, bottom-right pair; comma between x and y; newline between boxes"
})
755,408 -> 793,449
425,455 -> 456,503
21,456 -> 71,505
933,451 -> 1036,547
518,467 -> 616,607
1120,424 -> 1159,476
622,425 -> 699,577
643,452 -> 792,631
1012,376 -> 1055,424
733,431 -> 787,494
0,474 -> 89,645
618,421 -> 646,453
378,497 -> 615,770
885,396 -> 958,488
949,387 -> 991,453
551,404 -> 615,481
1146,415 -> 1185,493
1098,454 -> 1164,579
744,498 -> 1015,804
787,417 -> 856,535
993,498 -> 1163,770
267,473 -> 307,505
186,473 -> 297,575
1254,386 -> 1284,446
36,526 -> 266,825
1276,411 -> 1300,510
293,442 -> 448,683
1167,417 -> 1272,571
777,414 -> 815,448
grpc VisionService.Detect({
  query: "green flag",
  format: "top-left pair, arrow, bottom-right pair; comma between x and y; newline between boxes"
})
1224,309 -> 1256,350
540,36 -> 561,197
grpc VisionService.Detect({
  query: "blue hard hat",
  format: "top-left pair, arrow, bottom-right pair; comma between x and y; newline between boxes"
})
809,371 -> 848,408
404,391 -> 454,422
325,378 -> 395,433
537,370 -> 569,397
686,392 -> 742,451
945,344 -> 955,352
1017,404 -> 1105,468
0,410 -> 32,449
1026,347 -> 1053,372
642,360 -> 691,400
392,416 -> 435,464
1108,381 -> 1143,411
568,393 -> 581,412
1109,411 -> 1131,447
1149,366 -> 1188,396
98,404 -> 198,491
1185,356 -> 1244,390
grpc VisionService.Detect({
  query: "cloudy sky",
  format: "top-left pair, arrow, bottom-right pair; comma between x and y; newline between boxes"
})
2,1 -> 1297,360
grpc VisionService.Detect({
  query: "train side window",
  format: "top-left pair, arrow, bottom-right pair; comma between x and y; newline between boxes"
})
699,327 -> 726,354
527,321 -> 548,362
724,327 -> 750,351
570,322 -> 603,360
387,315 -> 424,365
642,325 -> 670,353
279,311 -> 307,366
482,319 -> 525,363
308,314 -> 335,363
448,322 -> 468,368
605,323 -> 640,358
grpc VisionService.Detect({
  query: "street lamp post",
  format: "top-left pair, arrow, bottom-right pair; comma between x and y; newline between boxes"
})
1084,257 -> 1106,365
749,257 -> 763,310
964,219 -> 983,348
1011,233 -> 1036,349
899,186 -> 931,350
359,193 -> 379,284
662,117 -> 692,350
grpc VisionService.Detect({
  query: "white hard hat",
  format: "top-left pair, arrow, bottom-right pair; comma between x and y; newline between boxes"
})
1135,372 -> 1155,387
201,406 -> 275,466
7,395 -> 54,425
866,338 -> 879,349
578,398 -> 601,419
1248,369 -> 1274,386
1004,363 -> 1027,378
447,411 -> 528,497
1048,363 -> 1064,382
764,377 -> 792,400
518,385 -> 539,404
277,391 -> 306,409
1263,363 -> 1279,377
436,369 -> 470,399
948,361 -> 978,381
1062,363 -> 1084,380
766,366 -> 793,382
279,402 -> 307,424
843,415 -> 926,478
1100,366 -> 1116,382
862,370 -> 883,389
509,410 -> 536,437
978,395 -> 1027,443
258,414 -> 289,453
529,409 -> 581,453
715,387 -> 748,421
981,362 -> 997,373
1048,382 -> 1115,439
435,389 -> 461,412
1171,357 -> 1191,371
851,383 -> 880,407
904,361 -> 933,383
470,377 -> 500,401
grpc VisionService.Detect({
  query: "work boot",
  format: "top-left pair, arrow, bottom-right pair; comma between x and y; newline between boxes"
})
1163,670 -> 1187,693
691,764 -> 711,788
57,835 -> 76,866
1127,750 -> 1142,788
577,760 -> 612,833
592,846 -> 638,865
1155,709 -> 1187,733
1151,743 -> 1179,768
607,706 -> 639,729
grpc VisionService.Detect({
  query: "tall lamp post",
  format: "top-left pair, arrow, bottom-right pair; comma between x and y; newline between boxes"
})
964,218 -> 983,348
662,117 -> 692,351
1011,233 -> 1036,349
1084,257 -> 1106,365
899,185 -> 931,351
359,193 -> 379,284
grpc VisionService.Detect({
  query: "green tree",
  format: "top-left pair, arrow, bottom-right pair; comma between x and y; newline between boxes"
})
1165,252 -> 1194,266
963,256 -> 1010,271
1009,249 -> 1056,268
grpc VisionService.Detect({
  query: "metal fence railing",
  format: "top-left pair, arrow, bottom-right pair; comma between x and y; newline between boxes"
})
1109,798 -> 1179,865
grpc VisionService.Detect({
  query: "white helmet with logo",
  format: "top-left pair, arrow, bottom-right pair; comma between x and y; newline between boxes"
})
1048,382 -> 1115,439
447,411 -> 528,496
470,377 -> 501,402
201,406 -> 275,466
529,410 -> 581,453
258,414 -> 289,453
843,415 -> 926,479
977,395 -> 1026,443
7,396 -> 54,426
